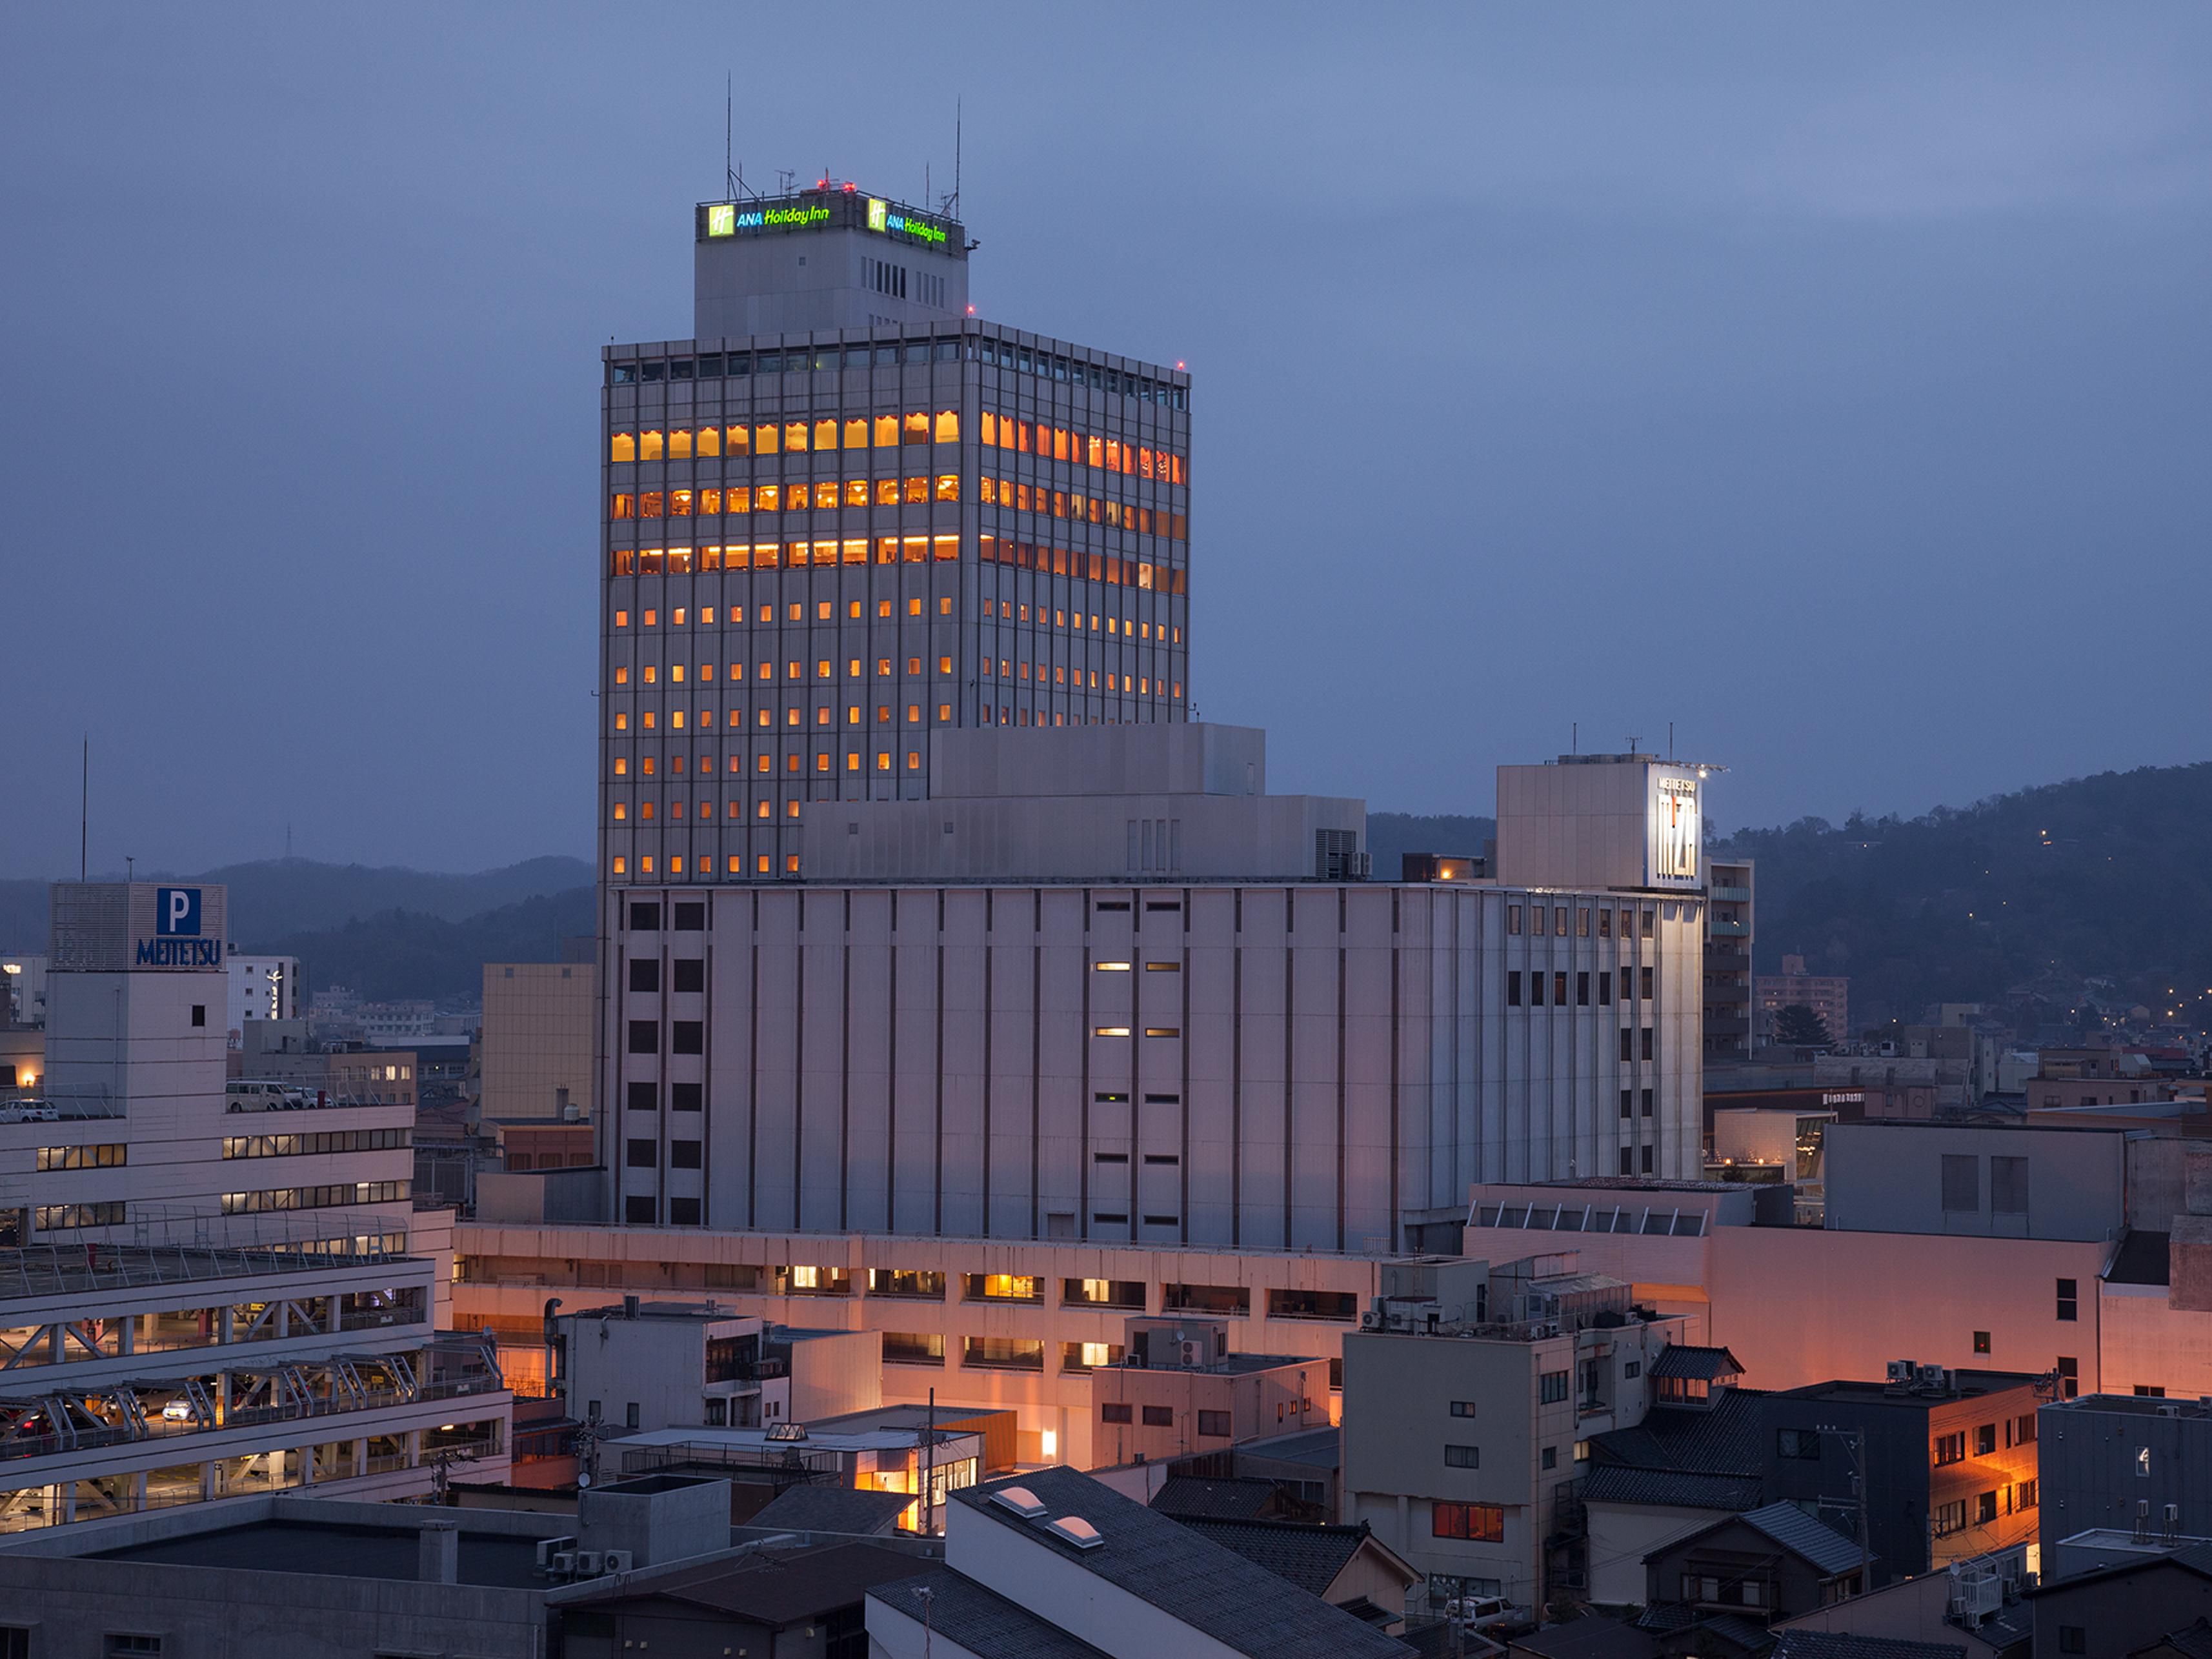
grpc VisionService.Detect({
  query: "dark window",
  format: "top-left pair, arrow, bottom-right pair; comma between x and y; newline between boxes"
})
1640,1027 -> 1655,1061
1992,1155 -> 2029,1214
1141,1405 -> 1174,1427
626,1139 -> 656,1168
1974,1489 -> 1997,1525
1449,1401 -> 1478,1418
1934,1431 -> 1966,1466
672,958 -> 705,993
190,1005 -> 205,1028
1530,972 -> 1543,1008
627,1081 -> 656,1112
1598,970 -> 1613,1005
1198,1410 -> 1231,1438
1942,1154 -> 1980,1213
628,959 -> 660,992
2056,1278 -> 2078,1322
1640,1145 -> 1654,1174
1620,1090 -> 1633,1120
1640,965 -> 1655,999
1975,1422 -> 1997,1455
671,1021 -> 703,1054
1619,1148 -> 1634,1174
1163,1283 -> 1249,1316
1541,1446 -> 1557,1470
0,1631 -> 26,1659
1445,1445 -> 1479,1468
669,1197 -> 700,1225
1620,1029 -> 1634,1061
671,1082 -> 702,1112
2056,1356 -> 2078,1398
674,902 -> 705,930
1778,1428 -> 1820,1460
625,1402 -> 641,1429
627,1020 -> 658,1054
1507,972 -> 1522,1007
1576,972 -> 1591,1007
629,902 -> 661,930
2059,1629 -> 2087,1655
1554,972 -> 1568,1006
1974,1331 -> 1991,1355
624,1196 -> 655,1223
1101,1403 -> 1132,1423
1267,1289 -> 1357,1321
670,1141 -> 702,1169
104,1640 -> 163,1659
1641,1089 -> 1654,1116
1540,1371 -> 1569,1404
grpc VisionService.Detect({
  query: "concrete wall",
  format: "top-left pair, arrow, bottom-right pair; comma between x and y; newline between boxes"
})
2037,1401 -> 2212,1555
482,963 -> 596,1122
2031,1560 -> 2212,1659
601,878 -> 1705,1249
1586,1502 -> 1718,1607
1494,759 -> 1702,892
1824,1122 -> 2126,1240
1704,1225 -> 2110,1392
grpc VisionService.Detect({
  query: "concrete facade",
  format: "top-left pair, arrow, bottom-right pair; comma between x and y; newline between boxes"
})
1822,1121 -> 2129,1242
594,873 -> 1704,1247
481,961 -> 595,1122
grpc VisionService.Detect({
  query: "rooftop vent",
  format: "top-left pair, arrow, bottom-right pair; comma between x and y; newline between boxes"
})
991,1486 -> 1048,1520
1047,1514 -> 1105,1551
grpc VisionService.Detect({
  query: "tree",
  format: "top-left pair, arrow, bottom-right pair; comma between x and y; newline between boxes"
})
1773,1003 -> 1833,1047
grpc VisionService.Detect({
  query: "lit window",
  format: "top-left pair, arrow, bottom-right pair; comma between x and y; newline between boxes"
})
935,474 -> 960,501
614,713 -> 627,731
844,478 -> 869,507
934,410 -> 960,442
903,412 -> 930,445
876,752 -> 891,770
613,803 -> 627,819
615,610 -> 628,628
783,420 -> 809,452
614,758 -> 627,776
641,429 -> 665,460
938,656 -> 953,674
610,432 -> 636,462
814,418 -> 838,450
874,414 -> 898,447
907,751 -> 920,770
907,598 -> 923,617
669,428 -> 693,459
696,425 -> 720,457
612,856 -> 627,873
843,417 -> 867,448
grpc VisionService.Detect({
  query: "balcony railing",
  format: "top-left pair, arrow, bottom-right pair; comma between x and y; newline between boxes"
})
1707,919 -> 1749,938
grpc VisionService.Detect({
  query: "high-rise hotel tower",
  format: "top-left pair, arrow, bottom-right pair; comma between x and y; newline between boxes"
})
601,184 -> 1192,887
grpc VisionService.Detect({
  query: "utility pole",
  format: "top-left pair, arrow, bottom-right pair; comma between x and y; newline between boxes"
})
1817,1423 -> 1871,1598
923,1386 -> 936,1536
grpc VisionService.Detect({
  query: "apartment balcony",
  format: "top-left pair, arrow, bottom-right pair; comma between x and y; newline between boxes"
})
1705,950 -> 1751,974
1704,1016 -> 1752,1038
1707,885 -> 1752,903
1707,918 -> 1749,938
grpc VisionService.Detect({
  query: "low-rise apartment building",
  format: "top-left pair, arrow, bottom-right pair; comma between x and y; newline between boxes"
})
1338,1255 -> 1689,1616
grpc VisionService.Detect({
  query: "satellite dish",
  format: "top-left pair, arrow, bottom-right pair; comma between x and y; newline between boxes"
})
576,1471 -> 592,1488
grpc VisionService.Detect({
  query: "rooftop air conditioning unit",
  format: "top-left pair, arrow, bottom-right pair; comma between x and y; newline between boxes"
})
1360,1312 -> 1379,1330
1178,1340 -> 1203,1368
602,1549 -> 632,1573
1886,1360 -> 1915,1385
1916,1363 -> 1947,1389
549,1552 -> 576,1576
573,1551 -> 603,1576
534,1536 -> 576,1570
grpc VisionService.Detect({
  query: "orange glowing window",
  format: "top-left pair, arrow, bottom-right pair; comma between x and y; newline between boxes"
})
841,538 -> 867,565
934,410 -> 959,443
874,415 -> 899,447
614,757 -> 628,776
641,665 -> 658,685
843,417 -> 868,448
1105,439 -> 1122,472
611,494 -> 634,519
640,430 -> 665,461
844,479 -> 869,507
670,489 -> 692,516
639,492 -> 664,518
696,425 -> 720,457
1140,447 -> 1155,479
642,712 -> 656,729
904,476 -> 928,504
699,488 -> 722,514
640,856 -> 654,873
614,610 -> 629,628
1053,427 -> 1069,461
813,481 -> 839,510
1087,436 -> 1103,467
613,712 -> 627,730
725,485 -> 750,514
935,474 -> 960,502
903,412 -> 930,445
612,856 -> 627,874
669,428 -> 694,459
980,412 -> 997,445
906,751 -> 920,771
875,478 -> 900,505
640,801 -> 655,821
807,418 -> 832,450
756,485 -> 781,512
1016,420 -> 1031,454
754,423 -> 778,455
613,801 -> 627,820
614,667 -> 629,685
726,424 -> 749,455
610,432 -> 636,463
784,421 -> 809,452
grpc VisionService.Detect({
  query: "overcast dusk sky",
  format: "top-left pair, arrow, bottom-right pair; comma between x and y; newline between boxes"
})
4,4 -> 2207,875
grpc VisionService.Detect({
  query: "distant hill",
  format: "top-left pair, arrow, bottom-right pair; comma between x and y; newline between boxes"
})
1719,761 -> 2212,1034
1367,813 -> 1496,879
262,887 -> 596,1003
0,856 -> 593,956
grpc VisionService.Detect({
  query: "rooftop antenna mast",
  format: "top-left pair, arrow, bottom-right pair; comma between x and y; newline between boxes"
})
79,735 -> 88,882
950,97 -> 962,217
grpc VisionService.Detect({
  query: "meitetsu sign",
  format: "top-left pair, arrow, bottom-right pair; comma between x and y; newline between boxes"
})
49,883 -> 227,972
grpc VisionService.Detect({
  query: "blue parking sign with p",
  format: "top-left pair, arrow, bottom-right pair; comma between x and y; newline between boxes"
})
156,887 -> 202,937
